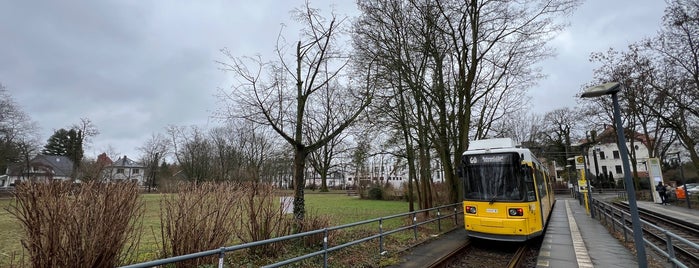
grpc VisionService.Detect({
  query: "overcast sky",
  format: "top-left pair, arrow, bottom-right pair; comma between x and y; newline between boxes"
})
0,0 -> 667,160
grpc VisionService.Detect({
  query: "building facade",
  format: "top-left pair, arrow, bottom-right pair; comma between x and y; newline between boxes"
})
104,155 -> 145,185
3,155 -> 75,186
584,127 -> 652,186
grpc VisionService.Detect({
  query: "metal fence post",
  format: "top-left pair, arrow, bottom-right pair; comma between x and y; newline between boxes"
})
612,206 -> 617,233
665,232 -> 676,267
412,212 -> 418,240
379,217 -> 384,255
622,214 -> 628,242
453,207 -> 458,225
437,210 -> 442,232
323,228 -> 329,268
218,247 -> 225,268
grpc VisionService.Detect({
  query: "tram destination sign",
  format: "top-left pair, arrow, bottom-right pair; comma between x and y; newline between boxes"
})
467,154 -> 512,165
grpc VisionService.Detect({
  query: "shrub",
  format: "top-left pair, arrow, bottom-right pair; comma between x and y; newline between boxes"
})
296,212 -> 333,247
8,180 -> 144,267
431,182 -> 451,206
159,181 -> 241,267
368,187 -> 383,200
235,182 -> 293,257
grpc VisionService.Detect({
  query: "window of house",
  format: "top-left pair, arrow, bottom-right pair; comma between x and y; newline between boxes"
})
615,165 -> 623,174
613,151 -> 620,159
599,151 -> 606,160
602,166 -> 608,175
133,169 -> 139,174
117,168 -> 124,174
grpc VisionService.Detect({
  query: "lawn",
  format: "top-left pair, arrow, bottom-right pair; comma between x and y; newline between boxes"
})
0,191 -> 420,265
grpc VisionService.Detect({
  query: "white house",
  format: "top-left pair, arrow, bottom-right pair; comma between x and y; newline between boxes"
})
583,127 -> 652,184
104,155 -> 145,185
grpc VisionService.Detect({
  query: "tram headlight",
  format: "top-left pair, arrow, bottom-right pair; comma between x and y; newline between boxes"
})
508,208 -> 524,216
465,206 -> 477,214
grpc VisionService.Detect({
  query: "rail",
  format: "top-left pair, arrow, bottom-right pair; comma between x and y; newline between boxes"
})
120,203 -> 463,268
591,198 -> 699,268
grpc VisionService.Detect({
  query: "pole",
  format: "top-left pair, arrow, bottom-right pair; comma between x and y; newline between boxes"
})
582,151 -> 594,218
612,92 -> 647,267
675,152 -> 691,209
593,148 -> 600,188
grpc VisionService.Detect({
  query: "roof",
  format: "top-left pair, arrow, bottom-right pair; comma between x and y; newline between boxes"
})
7,155 -> 74,177
110,155 -> 143,168
580,125 -> 654,149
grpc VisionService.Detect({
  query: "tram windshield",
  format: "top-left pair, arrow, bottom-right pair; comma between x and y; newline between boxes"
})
462,152 -> 526,202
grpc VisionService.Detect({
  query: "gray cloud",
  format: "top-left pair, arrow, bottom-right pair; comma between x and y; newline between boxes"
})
0,0 -> 666,159
531,0 -> 665,111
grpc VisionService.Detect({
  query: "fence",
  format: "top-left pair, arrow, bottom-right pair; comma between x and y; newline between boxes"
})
591,198 -> 699,268
121,203 -> 463,268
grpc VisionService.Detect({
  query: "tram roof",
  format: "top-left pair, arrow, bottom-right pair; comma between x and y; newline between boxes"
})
463,138 -> 539,163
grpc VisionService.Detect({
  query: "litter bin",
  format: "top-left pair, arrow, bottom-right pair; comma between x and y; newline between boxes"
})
676,187 -> 686,200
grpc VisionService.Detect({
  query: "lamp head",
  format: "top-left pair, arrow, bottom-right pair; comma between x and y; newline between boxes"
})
581,82 -> 621,98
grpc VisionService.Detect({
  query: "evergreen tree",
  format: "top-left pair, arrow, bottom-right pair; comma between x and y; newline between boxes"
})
42,128 -> 84,174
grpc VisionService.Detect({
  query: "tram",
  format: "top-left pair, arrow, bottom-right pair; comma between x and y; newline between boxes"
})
460,138 -> 554,242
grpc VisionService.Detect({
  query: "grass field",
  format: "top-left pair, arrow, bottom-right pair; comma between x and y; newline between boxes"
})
0,191 -> 425,265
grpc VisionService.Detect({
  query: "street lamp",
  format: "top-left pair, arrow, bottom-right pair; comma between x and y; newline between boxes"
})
581,82 -> 648,267
669,151 -> 690,209
593,146 -> 601,187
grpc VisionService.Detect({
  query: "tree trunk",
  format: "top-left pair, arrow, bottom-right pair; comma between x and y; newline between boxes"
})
293,149 -> 308,222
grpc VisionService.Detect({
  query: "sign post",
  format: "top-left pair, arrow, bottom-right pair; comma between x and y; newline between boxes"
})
575,155 -> 590,214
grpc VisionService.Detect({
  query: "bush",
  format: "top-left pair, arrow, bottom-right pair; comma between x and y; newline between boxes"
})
159,181 -> 241,267
235,182 -> 293,257
296,212 -> 333,247
8,181 -> 144,267
368,187 -> 383,200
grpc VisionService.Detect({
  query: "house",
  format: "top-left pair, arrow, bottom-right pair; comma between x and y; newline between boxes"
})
4,155 -> 75,186
582,126 -> 652,185
104,155 -> 145,185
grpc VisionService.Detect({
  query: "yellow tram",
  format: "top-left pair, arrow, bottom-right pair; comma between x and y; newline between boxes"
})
460,138 -> 555,242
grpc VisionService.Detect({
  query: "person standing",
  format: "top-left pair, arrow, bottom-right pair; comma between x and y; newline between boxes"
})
656,181 -> 667,205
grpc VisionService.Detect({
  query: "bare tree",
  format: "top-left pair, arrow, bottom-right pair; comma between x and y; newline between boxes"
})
167,125 -> 213,183
354,0 -> 579,204
1,84 -> 41,176
72,118 -> 100,149
491,113 -> 545,147
218,3 -> 373,222
308,128 -> 350,192
138,133 -> 171,191
584,45 -> 677,189
644,0 -> 699,169
539,107 -> 584,183
227,120 -> 278,182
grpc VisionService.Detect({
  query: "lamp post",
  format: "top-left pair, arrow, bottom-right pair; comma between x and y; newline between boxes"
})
582,149 -> 594,218
670,152 -> 690,209
581,82 -> 647,267
593,147 -> 601,187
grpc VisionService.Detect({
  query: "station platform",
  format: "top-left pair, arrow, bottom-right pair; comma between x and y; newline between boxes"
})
536,196 -> 638,268
392,194 -> 699,268
632,198 -> 699,223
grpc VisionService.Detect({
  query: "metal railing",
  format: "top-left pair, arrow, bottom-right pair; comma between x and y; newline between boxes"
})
591,199 -> 699,268
121,203 -> 463,268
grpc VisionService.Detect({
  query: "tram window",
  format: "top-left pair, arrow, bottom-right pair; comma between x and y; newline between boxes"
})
522,165 -> 533,182
535,166 -> 547,199
461,153 -> 523,201
523,166 -> 536,202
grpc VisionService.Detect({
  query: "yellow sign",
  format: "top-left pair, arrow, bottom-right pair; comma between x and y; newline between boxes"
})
578,180 -> 588,192
575,155 -> 585,169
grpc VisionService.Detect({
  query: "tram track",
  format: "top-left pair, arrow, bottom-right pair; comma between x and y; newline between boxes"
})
427,238 -> 535,268
611,202 -> 699,266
